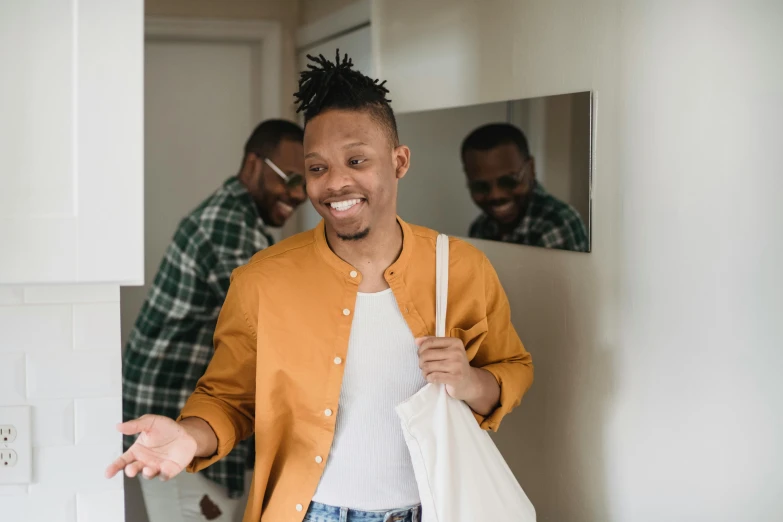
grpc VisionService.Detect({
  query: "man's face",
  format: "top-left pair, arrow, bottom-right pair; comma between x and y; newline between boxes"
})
303,109 -> 409,241
463,143 -> 534,226
245,139 -> 306,227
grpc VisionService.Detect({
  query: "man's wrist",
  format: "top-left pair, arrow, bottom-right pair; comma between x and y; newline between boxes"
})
462,367 -> 501,416
461,367 -> 487,402
178,417 -> 216,458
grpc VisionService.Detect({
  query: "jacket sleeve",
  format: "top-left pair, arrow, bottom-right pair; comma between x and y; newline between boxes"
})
177,268 -> 257,472
470,254 -> 534,431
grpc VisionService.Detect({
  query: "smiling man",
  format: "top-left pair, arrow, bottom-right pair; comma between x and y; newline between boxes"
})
121,119 -> 306,522
462,123 -> 588,252
109,52 -> 533,522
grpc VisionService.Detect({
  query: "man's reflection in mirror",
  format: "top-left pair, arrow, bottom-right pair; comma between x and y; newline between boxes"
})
461,123 -> 588,252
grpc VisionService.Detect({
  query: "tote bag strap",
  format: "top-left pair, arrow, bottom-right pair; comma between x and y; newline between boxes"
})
436,234 -> 449,338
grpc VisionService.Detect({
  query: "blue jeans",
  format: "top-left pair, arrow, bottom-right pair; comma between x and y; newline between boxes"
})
303,501 -> 422,522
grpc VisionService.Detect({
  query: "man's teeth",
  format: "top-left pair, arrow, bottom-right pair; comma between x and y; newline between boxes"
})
492,202 -> 515,213
330,199 -> 361,212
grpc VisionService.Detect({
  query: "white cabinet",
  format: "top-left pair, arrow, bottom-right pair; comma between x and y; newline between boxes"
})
0,0 -> 144,285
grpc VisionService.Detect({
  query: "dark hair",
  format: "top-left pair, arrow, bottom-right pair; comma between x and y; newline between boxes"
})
243,119 -> 304,158
293,49 -> 399,146
461,123 -> 531,160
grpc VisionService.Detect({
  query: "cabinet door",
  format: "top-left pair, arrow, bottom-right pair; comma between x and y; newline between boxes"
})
0,0 -> 143,285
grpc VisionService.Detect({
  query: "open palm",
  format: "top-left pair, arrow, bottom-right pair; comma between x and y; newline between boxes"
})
105,414 -> 197,481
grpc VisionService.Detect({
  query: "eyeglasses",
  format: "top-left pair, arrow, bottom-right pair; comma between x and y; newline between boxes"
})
264,158 -> 305,191
467,163 -> 530,196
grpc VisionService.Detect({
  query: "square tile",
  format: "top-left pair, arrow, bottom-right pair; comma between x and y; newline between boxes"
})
75,398 -> 121,446
74,303 -> 120,352
31,399 -> 75,447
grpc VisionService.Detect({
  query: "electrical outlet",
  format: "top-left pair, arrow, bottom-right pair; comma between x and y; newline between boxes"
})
0,449 -> 18,467
0,406 -> 31,484
0,425 -> 18,443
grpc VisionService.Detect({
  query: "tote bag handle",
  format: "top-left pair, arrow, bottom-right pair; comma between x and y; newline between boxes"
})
435,234 -> 449,338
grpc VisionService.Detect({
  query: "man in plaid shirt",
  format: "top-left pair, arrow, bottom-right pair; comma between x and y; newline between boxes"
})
462,123 -> 588,252
123,119 -> 306,521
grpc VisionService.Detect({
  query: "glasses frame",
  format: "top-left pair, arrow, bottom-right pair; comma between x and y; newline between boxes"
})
467,160 -> 531,196
263,157 -> 305,192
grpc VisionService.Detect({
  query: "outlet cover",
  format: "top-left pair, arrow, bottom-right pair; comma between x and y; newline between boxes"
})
0,406 -> 32,484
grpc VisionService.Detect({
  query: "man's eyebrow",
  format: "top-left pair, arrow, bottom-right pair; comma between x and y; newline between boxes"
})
305,142 -> 367,159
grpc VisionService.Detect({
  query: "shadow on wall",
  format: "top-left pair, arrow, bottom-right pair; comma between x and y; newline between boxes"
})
478,238 -> 615,522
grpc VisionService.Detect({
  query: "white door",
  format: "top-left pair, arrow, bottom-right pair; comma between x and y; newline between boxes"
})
121,39 -> 259,347
296,25 -> 374,232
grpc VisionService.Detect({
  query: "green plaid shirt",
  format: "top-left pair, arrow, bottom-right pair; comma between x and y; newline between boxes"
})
123,177 -> 272,498
469,183 -> 589,252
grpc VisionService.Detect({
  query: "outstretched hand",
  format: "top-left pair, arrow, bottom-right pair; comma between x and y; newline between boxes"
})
105,414 -> 197,481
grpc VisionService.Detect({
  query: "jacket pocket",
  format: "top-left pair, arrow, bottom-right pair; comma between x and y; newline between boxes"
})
449,316 -> 488,360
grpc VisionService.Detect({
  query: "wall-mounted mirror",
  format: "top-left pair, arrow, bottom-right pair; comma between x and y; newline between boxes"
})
396,91 -> 592,253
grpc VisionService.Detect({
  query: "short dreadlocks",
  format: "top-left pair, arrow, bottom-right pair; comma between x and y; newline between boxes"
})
293,49 -> 399,147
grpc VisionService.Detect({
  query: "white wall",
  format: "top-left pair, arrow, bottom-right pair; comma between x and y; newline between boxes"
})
0,286 -> 124,520
375,1 -> 783,521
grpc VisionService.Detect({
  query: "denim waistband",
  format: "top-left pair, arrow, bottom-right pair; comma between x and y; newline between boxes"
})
304,501 -> 422,522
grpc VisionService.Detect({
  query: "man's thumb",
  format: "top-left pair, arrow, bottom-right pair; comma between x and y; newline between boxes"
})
116,414 -> 155,436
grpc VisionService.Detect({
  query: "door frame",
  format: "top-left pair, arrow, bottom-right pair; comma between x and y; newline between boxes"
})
145,17 -> 283,122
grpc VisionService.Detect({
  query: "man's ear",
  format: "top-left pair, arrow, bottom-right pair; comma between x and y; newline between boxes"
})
393,145 -> 411,180
240,153 -> 263,185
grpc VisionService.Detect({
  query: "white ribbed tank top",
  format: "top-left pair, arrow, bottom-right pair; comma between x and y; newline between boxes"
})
311,288 -> 427,510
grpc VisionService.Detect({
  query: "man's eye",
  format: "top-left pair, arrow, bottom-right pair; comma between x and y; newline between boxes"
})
309,166 -> 326,173
349,159 -> 366,166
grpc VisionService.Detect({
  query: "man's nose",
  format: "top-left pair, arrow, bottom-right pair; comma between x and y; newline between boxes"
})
488,181 -> 506,201
323,164 -> 354,193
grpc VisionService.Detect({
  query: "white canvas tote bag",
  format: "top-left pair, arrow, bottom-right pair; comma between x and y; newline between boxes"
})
396,234 -> 536,522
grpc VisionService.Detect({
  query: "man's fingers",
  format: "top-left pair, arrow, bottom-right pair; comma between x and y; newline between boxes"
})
425,372 -> 453,385
421,360 -> 460,375
142,465 -> 160,480
116,415 -> 156,436
416,337 -> 460,356
105,451 -> 136,479
159,460 -> 183,481
414,336 -> 434,348
124,461 -> 145,478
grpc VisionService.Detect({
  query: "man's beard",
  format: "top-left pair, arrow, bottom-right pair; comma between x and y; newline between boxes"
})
337,227 -> 370,241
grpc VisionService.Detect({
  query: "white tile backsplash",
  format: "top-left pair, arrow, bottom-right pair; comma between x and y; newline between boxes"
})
0,304 -> 73,353
26,487 -> 78,522
0,484 -> 28,495
2,494 -> 28,520
74,303 -> 120,352
0,283 -> 125,520
31,399 -> 76,447
75,398 -> 122,446
34,445 -> 123,492
28,351 -> 121,400
0,287 -> 24,305
77,490 -> 124,522
0,354 -> 27,405
24,285 -> 120,304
